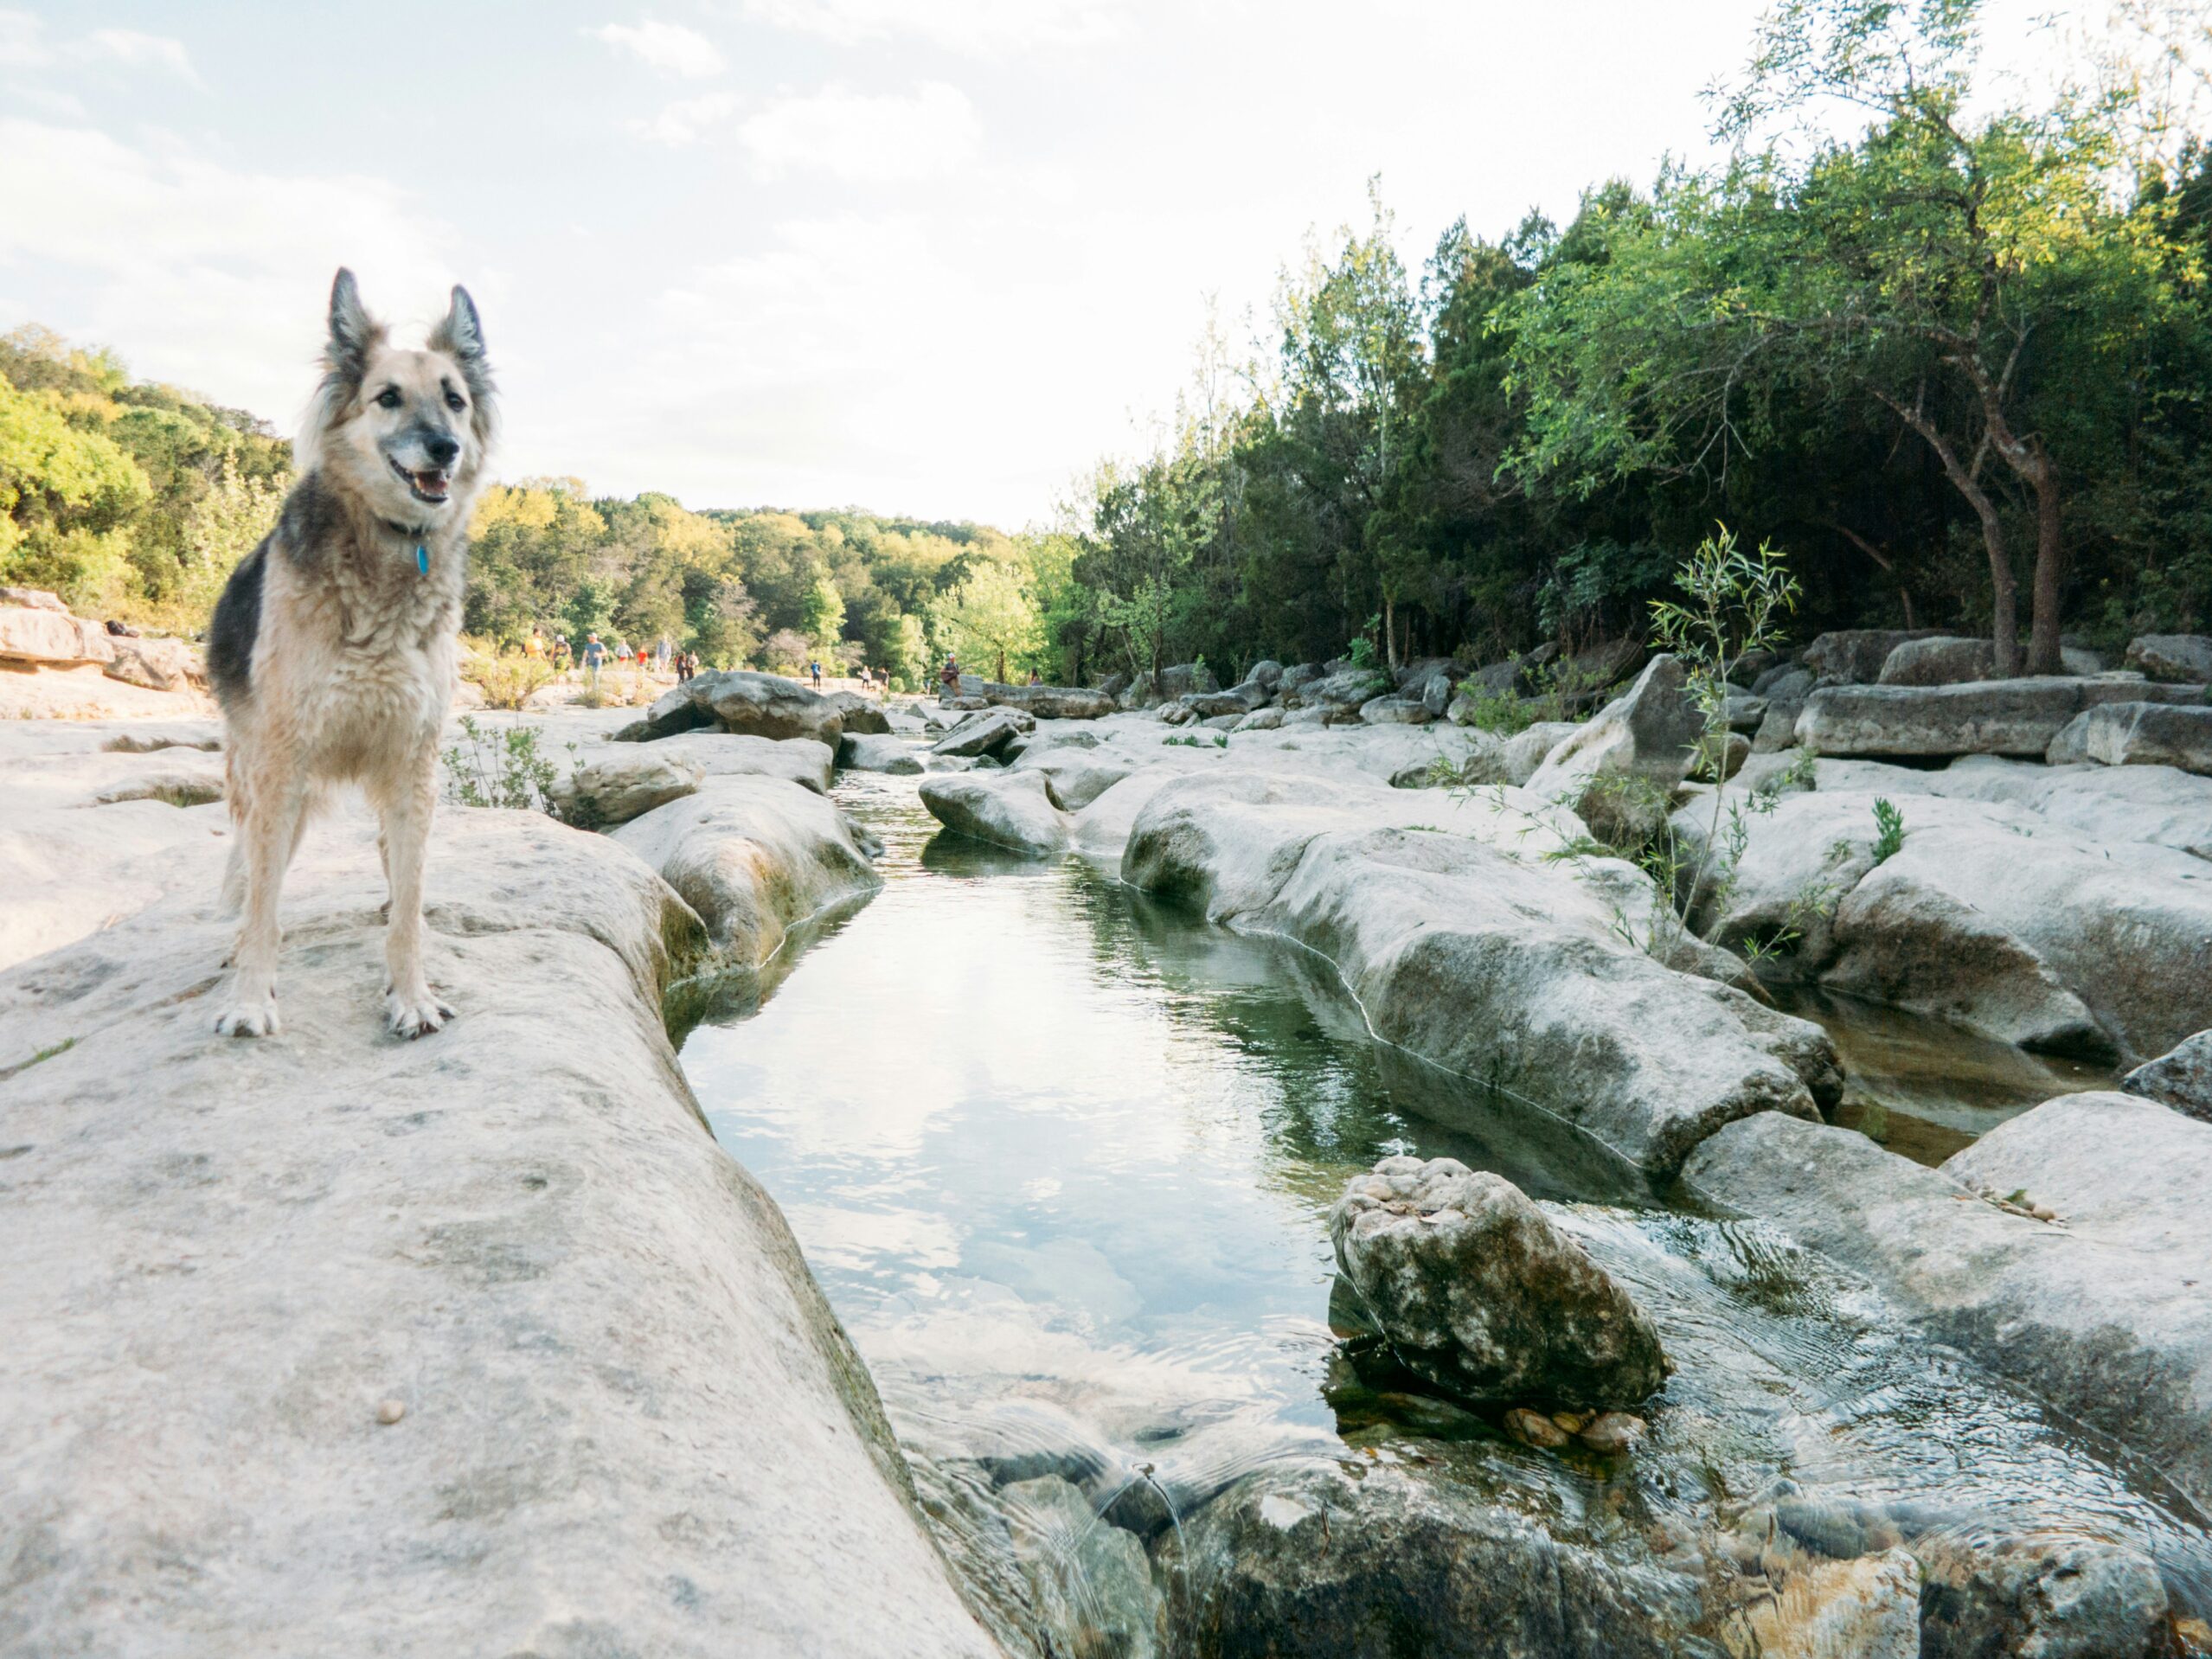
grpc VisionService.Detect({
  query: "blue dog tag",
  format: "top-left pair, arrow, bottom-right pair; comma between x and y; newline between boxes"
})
416,544 -> 430,575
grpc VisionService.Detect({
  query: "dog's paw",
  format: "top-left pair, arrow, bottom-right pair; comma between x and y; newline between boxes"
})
385,987 -> 456,1040
215,996 -> 281,1039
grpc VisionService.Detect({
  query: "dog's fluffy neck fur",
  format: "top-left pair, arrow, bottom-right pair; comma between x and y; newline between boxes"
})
280,467 -> 472,649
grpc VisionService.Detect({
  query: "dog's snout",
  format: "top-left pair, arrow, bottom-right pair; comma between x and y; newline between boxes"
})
425,433 -> 460,467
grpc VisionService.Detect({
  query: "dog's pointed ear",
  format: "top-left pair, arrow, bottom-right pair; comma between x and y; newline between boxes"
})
430,285 -> 486,364
325,267 -> 383,382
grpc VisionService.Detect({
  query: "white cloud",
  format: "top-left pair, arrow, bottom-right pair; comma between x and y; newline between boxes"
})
0,10 -> 43,66
637,91 -> 740,145
0,118 -> 458,422
739,82 -> 981,182
588,18 -> 725,78
79,28 -> 202,85
0,11 -> 200,83
741,0 -> 1125,54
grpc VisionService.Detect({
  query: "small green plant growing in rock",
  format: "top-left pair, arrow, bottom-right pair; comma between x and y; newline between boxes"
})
1452,682 -> 1533,735
1870,798 -> 1905,865
1645,527 -> 1800,940
440,716 -> 559,814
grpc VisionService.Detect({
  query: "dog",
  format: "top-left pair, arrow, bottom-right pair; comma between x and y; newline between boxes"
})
205,267 -> 497,1039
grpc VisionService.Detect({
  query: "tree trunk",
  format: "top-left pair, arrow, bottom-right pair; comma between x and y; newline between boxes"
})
1382,592 -> 1399,672
1834,525 -> 1917,629
1876,394 -> 2019,676
2024,445 -> 2064,676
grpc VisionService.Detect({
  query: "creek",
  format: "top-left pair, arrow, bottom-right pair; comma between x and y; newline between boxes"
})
679,771 -> 2209,1653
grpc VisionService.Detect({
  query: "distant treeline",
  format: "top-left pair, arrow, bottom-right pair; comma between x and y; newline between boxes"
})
5,1 -> 2203,689
1055,0 -> 2212,684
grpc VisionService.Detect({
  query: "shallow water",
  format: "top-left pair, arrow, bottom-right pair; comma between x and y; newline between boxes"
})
679,772 -> 2210,1644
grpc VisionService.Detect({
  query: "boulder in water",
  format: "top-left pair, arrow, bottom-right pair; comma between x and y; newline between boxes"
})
823,690 -> 891,734
1166,1461 -> 1694,1659
933,708 -> 1027,759
1329,1155 -> 1669,1410
839,733 -> 924,774
920,770 -> 1070,857
2122,1028 -> 2212,1120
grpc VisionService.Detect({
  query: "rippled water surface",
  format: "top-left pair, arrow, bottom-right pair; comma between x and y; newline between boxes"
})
679,771 -> 2210,1637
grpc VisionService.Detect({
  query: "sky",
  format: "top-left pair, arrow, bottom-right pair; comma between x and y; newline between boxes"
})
0,0 -> 2142,528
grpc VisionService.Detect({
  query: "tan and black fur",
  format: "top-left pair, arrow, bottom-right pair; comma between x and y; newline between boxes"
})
207,268 -> 497,1039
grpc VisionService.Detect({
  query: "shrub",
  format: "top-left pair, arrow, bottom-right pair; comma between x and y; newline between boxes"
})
462,651 -> 556,711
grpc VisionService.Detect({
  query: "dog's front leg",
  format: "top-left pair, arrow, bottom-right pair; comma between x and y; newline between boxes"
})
215,774 -> 307,1038
378,752 -> 452,1039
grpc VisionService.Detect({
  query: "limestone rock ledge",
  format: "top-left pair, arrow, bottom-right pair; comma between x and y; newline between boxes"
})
1681,1094 -> 2212,1515
0,807 -> 998,1657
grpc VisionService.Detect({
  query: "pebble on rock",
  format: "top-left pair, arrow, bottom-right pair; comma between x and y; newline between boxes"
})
1504,1407 -> 1571,1450
1576,1412 -> 1647,1454
375,1399 -> 406,1425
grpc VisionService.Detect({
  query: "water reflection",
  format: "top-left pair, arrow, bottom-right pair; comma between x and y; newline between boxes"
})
678,772 -> 2209,1640
1768,983 -> 2118,1166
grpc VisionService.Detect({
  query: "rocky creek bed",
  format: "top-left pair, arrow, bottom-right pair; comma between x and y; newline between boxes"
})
683,766 -> 2212,1659
4,650 -> 2211,1656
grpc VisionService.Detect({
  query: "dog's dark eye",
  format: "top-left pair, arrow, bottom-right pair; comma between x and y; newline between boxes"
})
375,388 -> 401,409
446,392 -> 466,412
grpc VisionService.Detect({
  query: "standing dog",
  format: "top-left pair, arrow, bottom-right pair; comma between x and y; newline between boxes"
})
206,268 -> 497,1039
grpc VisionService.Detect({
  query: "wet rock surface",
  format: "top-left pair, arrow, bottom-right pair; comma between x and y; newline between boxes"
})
1164,1461 -> 1693,1659
1123,769 -> 1834,1175
1683,1094 -> 2212,1513
1330,1156 -> 1669,1409
612,775 -> 882,963
2124,1029 -> 2212,1119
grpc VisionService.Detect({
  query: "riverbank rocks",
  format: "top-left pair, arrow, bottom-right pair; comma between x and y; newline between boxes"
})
2123,1030 -> 2212,1119
839,732 -> 924,774
2047,699 -> 2212,775
101,634 -> 203,691
933,708 -> 1028,759
2125,633 -> 2212,683
1330,1156 -> 1669,1409
1877,635 -> 1996,686
615,668 -> 845,746
1123,770 -> 1837,1175
1682,1093 -> 2212,1513
1523,654 -> 1702,842
0,801 -> 997,1657
627,730 -> 836,794
548,749 -> 701,826
1804,628 -> 1946,686
1119,663 -> 1217,708
1819,752 -> 2212,861
1357,693 -> 1433,725
1796,676 -> 2205,759
1165,1462 -> 1695,1659
1917,1534 -> 2170,1659
1692,788 -> 2212,1060
824,689 -> 891,734
612,775 -> 882,963
0,602 -> 116,666
979,682 -> 1118,720
920,770 -> 1071,858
